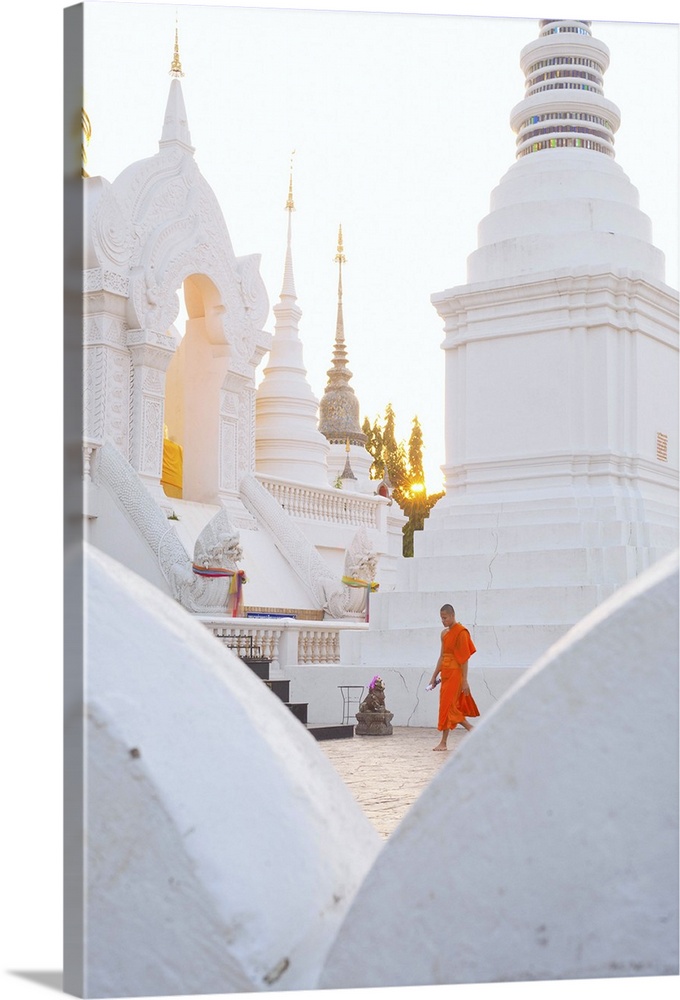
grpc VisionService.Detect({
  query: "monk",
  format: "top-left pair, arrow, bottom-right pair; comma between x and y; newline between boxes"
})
429,603 -> 477,750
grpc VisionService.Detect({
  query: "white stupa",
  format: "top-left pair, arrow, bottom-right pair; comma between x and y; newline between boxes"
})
255,164 -> 331,486
360,18 -> 679,694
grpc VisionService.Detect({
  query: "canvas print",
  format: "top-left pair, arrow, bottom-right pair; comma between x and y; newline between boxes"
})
63,1 -> 678,998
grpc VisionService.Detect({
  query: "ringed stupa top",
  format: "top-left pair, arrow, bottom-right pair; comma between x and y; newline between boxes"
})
464,18 -> 666,285
318,227 -> 367,447
512,20 -> 618,160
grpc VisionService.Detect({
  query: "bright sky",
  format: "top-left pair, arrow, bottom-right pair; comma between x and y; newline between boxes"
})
80,0 -> 679,492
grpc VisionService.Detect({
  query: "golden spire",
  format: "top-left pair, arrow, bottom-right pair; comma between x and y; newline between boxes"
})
334,224 -> 346,301
285,150 -> 296,212
81,107 -> 92,178
169,17 -> 184,78
280,152 -> 297,297
334,224 -> 346,265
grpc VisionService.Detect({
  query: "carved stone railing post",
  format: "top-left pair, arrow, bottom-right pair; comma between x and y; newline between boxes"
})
82,443 -> 99,519
297,629 -> 310,664
262,628 -> 281,670
83,268 -> 132,458
275,628 -> 299,675
218,371 -> 257,527
83,445 -> 95,483
126,331 -> 175,502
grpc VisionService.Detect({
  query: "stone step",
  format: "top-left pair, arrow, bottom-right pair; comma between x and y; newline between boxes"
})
413,520 -> 643,556
240,656 -> 271,680
427,503 -> 593,530
307,724 -> 356,741
427,494 -> 657,526
400,546 -> 635,591
369,585 -> 603,629
358,622 -> 571,669
241,656 -> 344,739
264,679 -> 290,701
287,702 -> 309,725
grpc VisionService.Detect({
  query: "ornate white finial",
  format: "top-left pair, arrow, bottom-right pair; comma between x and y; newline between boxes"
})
170,17 -> 184,78
335,224 -> 346,264
285,150 -> 296,212
334,224 -> 346,302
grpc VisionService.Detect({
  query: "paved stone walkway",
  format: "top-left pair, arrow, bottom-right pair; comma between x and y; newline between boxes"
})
319,726 -> 472,839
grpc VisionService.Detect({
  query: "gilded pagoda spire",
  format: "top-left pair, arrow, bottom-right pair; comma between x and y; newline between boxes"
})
318,225 -> 367,447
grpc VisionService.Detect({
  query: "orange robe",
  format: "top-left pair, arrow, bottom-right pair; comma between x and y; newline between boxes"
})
438,623 -> 477,731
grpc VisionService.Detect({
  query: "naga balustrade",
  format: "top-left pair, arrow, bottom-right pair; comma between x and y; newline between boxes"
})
83,445 -> 393,532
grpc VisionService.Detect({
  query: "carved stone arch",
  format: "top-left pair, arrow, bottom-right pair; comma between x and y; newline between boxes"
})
148,184 -> 270,508
90,145 -> 271,508
121,156 -> 254,342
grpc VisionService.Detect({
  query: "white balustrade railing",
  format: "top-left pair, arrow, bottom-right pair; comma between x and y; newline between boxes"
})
257,475 -> 386,528
297,628 -> 340,664
200,616 -> 368,672
210,624 -> 284,668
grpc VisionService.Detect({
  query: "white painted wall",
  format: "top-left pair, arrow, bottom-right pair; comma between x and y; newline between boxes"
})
77,545 -> 381,997
319,550 -> 679,988
285,662 -> 523,729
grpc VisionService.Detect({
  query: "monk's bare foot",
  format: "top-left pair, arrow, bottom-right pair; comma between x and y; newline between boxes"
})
433,742 -> 448,751
462,723 -> 474,732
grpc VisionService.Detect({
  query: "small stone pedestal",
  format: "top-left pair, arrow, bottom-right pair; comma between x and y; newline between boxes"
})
355,710 -> 394,736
